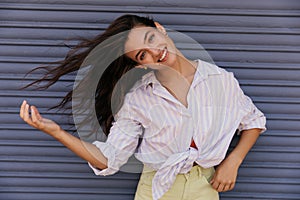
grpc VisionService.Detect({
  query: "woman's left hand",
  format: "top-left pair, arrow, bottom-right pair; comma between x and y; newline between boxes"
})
210,154 -> 242,192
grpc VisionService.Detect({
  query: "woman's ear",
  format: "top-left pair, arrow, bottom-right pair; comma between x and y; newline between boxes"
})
135,65 -> 148,70
154,22 -> 167,36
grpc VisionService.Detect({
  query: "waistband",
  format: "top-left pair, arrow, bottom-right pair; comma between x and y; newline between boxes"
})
142,163 -> 212,177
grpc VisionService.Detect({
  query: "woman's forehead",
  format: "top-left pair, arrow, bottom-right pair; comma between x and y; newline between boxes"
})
125,27 -> 155,52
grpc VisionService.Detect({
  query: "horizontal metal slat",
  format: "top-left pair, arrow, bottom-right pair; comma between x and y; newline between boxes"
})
4,68 -> 299,88
0,91 -> 67,98
0,114 -> 72,126
267,119 -> 300,131
1,48 -> 300,64
1,88 -> 300,102
2,43 -> 300,56
227,69 -> 300,82
233,180 -> 300,194
2,29 -> 300,47
0,45 -> 69,57
221,192 -> 300,200
0,155 -> 83,164
190,50 -> 300,63
1,0 -> 300,10
2,38 -> 300,52
256,134 -> 300,147
238,166 -> 300,179
0,160 -> 298,178
0,56 -> 61,63
2,111 -> 300,129
0,91 -> 287,104
243,151 -> 300,163
0,61 -> 299,75
0,188 -> 135,198
0,177 -> 298,194
0,97 -> 71,110
241,85 -> 300,98
0,193 -> 132,200
1,146 -> 299,163
0,79 -> 72,92
2,22 -> 300,35
2,9 -> 300,28
2,3 -> 300,16
0,128 -> 298,139
0,146 -> 76,158
240,80 -> 300,87
0,177 -> 139,189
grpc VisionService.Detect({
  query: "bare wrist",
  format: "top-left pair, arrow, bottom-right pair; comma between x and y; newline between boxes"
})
51,127 -> 64,140
227,153 -> 243,167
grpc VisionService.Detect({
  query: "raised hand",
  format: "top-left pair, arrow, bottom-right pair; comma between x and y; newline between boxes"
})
19,100 -> 61,137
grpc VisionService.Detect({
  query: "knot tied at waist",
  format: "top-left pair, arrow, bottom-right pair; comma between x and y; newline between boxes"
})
151,147 -> 198,200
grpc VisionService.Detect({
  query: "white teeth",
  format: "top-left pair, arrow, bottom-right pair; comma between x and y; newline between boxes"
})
159,48 -> 167,62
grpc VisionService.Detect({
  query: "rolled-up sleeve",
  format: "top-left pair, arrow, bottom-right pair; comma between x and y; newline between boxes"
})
230,73 -> 267,134
88,93 -> 144,175
238,95 -> 267,134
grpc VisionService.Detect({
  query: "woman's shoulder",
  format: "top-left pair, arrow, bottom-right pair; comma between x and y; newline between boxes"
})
128,71 -> 155,93
198,60 -> 241,91
198,59 -> 231,78
122,72 -> 152,103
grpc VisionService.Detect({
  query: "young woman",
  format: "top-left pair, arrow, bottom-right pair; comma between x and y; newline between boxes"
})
19,14 -> 266,200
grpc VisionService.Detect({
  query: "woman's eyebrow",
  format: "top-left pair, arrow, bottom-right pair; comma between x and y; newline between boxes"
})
135,50 -> 141,60
135,51 -> 142,61
143,30 -> 151,44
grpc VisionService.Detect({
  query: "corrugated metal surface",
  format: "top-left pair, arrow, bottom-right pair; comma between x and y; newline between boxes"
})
0,1 -> 299,199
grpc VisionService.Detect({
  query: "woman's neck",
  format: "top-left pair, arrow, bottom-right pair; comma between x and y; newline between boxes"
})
154,56 -> 197,85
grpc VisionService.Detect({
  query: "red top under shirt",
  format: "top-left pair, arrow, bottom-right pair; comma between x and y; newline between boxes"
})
190,140 -> 198,149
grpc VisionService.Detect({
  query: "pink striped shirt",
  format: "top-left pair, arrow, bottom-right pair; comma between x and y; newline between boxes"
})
89,60 -> 266,200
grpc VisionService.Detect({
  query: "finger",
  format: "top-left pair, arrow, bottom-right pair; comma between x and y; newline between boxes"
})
31,106 -> 42,121
210,173 -> 217,185
223,184 -> 231,192
19,100 -> 26,119
31,106 -> 40,124
211,181 -> 220,190
217,183 -> 225,192
23,103 -> 34,126
229,182 -> 235,191
23,103 -> 30,121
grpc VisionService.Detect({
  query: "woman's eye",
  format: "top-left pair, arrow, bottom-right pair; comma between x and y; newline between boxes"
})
148,34 -> 155,43
140,51 -> 146,60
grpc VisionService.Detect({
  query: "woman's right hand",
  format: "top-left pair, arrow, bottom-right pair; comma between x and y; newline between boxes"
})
19,100 -> 62,138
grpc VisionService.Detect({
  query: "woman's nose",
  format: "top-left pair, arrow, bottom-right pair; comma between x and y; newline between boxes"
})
148,48 -> 160,57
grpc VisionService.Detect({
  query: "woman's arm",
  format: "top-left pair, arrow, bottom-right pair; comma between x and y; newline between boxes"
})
210,128 -> 262,192
52,129 -> 108,169
20,100 -> 107,170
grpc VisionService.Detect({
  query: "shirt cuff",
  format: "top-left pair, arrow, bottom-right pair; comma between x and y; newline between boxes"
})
88,141 -> 119,176
237,115 -> 267,135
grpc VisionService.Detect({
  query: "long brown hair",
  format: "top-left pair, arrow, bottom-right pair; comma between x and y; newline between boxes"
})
23,14 -> 156,136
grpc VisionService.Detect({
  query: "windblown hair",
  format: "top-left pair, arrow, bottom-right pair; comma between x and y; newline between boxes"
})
23,14 -> 156,136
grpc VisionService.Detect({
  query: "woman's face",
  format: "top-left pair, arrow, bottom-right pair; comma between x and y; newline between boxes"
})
124,26 -> 177,70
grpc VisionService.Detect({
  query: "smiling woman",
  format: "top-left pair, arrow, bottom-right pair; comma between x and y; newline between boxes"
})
20,14 -> 266,200
124,24 -> 175,65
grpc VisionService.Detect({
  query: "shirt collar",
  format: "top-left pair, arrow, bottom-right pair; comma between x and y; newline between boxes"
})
195,59 -> 221,85
140,59 -> 221,89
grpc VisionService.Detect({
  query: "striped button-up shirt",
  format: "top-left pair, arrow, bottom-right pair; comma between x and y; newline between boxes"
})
89,60 -> 266,200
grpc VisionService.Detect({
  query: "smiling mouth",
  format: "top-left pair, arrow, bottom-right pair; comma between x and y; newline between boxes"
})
158,47 -> 168,62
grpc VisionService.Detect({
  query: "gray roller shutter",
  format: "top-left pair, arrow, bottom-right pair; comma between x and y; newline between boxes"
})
0,1 -> 299,199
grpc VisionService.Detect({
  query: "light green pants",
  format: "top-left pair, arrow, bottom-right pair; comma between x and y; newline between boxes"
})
134,165 -> 219,200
